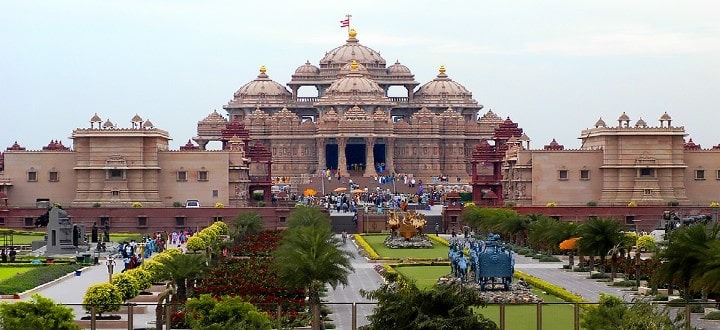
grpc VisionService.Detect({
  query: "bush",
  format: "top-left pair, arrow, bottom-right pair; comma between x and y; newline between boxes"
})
538,255 -> 561,262
586,201 -> 598,207
653,294 -> 668,301
139,259 -> 164,283
590,272 -> 610,279
354,235 -> 380,259
0,294 -> 80,330
186,236 -> 206,252
704,311 -> 720,320
173,201 -> 183,207
184,294 -> 272,329
514,271 -> 588,304
83,283 -> 123,315
0,264 -> 82,294
611,280 -> 636,287
112,272 -> 140,301
125,268 -> 153,291
92,202 -> 102,208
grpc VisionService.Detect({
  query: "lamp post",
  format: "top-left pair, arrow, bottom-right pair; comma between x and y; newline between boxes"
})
632,219 -> 643,288
105,255 -> 115,284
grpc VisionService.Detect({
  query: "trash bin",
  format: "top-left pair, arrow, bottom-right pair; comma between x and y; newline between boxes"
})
75,270 -> 82,276
82,254 -> 91,263
46,257 -> 54,264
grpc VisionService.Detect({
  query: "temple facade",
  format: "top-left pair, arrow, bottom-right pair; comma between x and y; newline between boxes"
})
193,29 -> 504,179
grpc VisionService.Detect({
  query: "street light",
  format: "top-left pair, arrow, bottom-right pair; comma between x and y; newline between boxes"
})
106,255 -> 115,284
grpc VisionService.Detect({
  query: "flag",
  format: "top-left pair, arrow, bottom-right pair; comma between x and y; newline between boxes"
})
340,19 -> 350,28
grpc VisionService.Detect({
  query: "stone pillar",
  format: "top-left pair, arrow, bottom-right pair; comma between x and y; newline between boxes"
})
406,85 -> 413,102
364,137 -> 376,177
316,138 -> 325,173
291,86 -> 298,99
338,138 -> 349,177
386,137 -> 395,173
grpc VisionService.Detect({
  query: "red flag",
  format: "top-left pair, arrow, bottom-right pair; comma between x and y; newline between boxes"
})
340,19 -> 350,28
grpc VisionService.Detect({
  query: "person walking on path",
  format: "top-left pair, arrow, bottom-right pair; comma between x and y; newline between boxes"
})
341,231 -> 348,244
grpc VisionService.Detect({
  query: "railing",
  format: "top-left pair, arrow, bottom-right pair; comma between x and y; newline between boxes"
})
56,301 -> 717,329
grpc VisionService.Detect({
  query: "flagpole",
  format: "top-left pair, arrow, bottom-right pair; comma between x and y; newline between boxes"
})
346,14 -> 352,31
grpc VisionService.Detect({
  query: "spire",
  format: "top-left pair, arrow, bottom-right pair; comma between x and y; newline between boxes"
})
348,28 -> 357,39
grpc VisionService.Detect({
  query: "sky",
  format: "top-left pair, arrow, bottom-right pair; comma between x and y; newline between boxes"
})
2,1 -> 720,151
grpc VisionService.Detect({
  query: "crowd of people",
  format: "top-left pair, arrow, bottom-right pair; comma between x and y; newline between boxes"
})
117,228 -> 196,272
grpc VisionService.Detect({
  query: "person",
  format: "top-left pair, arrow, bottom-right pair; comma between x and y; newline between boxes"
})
91,222 -> 98,243
103,222 -> 110,242
435,223 -> 440,236
8,247 -> 16,262
341,230 -> 348,244
451,226 -> 457,238
1,249 -> 6,263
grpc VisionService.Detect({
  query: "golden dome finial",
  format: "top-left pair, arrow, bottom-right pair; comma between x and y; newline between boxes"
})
351,60 -> 358,71
259,65 -> 267,74
348,28 -> 357,38
439,65 -> 446,74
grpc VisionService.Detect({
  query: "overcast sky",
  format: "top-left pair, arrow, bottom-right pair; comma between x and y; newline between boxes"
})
2,0 -> 719,151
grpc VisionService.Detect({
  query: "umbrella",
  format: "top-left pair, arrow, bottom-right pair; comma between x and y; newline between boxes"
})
303,188 -> 317,196
351,189 -> 365,194
333,187 -> 347,193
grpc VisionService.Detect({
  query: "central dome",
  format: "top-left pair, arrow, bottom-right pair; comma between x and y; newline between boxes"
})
320,29 -> 386,68
225,66 -> 291,108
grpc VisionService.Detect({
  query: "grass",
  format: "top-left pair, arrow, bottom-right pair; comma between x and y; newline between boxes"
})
360,234 -> 447,260
0,267 -> 34,281
394,264 -> 579,330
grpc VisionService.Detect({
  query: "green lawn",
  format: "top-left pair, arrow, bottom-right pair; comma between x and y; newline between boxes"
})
361,234 -> 448,259
394,264 -> 579,330
0,267 -> 34,281
0,233 -> 143,246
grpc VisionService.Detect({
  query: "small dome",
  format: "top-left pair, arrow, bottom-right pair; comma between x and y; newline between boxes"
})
143,119 -> 154,128
618,112 -> 630,121
595,117 -> 606,128
294,60 -> 320,76
102,119 -> 115,129
226,66 -> 291,108
387,60 -> 412,75
319,29 -> 386,68
90,113 -> 102,122
338,60 -> 370,76
131,114 -> 143,122
635,118 -> 647,127
325,71 -> 385,95
414,66 -> 476,105
659,112 -> 672,121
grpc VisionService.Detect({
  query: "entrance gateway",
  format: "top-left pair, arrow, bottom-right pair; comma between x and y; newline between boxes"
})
324,137 -> 387,172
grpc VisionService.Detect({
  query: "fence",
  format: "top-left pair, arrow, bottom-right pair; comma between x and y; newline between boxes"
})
59,301 -> 718,329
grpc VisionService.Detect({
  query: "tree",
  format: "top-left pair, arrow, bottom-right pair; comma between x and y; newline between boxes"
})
111,272 -> 140,301
656,223 -> 719,300
0,294 -> 80,330
577,217 -> 623,273
272,206 -> 353,330
159,253 -> 208,303
360,272 -> 498,330
493,212 -> 530,245
232,212 -> 265,245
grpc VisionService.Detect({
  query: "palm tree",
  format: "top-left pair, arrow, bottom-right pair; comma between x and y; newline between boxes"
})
693,238 -> 720,293
492,211 -> 529,245
577,217 -> 623,273
159,253 -> 207,303
657,223 -> 719,300
273,206 -> 354,330
231,211 -> 264,245
527,216 -> 559,254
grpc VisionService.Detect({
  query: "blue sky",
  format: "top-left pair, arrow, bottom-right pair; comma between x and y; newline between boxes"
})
2,1 -> 719,150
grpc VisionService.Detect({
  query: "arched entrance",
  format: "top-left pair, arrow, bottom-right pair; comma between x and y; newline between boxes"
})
325,144 -> 338,170
346,144 -> 365,172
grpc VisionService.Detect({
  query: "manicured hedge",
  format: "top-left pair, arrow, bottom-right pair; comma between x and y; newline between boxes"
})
353,234 -> 380,259
0,264 -> 82,294
514,271 -> 589,306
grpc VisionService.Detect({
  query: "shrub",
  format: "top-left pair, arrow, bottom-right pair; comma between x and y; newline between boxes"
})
186,236 -> 206,252
112,272 -> 140,301
514,271 -> 588,304
505,201 -> 516,207
546,202 -> 557,207
215,202 -> 225,208
83,283 -> 123,315
611,280 -> 636,287
354,235 -> 380,259
0,294 -> 80,330
125,268 -> 153,291
538,255 -> 561,262
184,294 -> 272,329
92,202 -> 102,208
586,201 -> 598,207
627,201 -> 637,207
653,294 -> 668,301
252,192 -> 264,201
0,264 -> 82,295
590,272 -> 610,279
173,201 -> 183,207
667,200 -> 680,206
131,202 -> 143,208
139,259 -> 164,283
704,311 -> 720,320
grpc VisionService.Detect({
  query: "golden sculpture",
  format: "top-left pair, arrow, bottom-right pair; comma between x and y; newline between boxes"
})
388,210 -> 427,239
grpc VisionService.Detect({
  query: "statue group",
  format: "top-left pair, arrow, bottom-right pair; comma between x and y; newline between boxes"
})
447,233 -> 515,291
